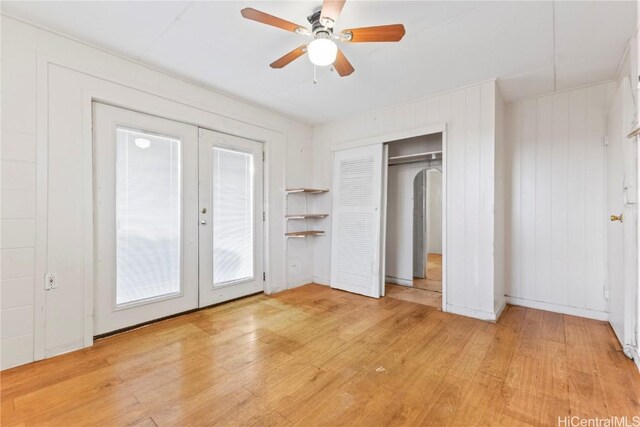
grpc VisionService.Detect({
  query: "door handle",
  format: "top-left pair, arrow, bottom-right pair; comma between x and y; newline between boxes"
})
610,213 -> 623,222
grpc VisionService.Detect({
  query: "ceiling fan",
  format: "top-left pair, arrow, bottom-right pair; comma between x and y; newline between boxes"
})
240,0 -> 406,77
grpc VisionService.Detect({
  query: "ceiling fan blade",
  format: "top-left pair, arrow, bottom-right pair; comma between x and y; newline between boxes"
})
341,24 -> 406,42
270,45 -> 307,69
241,8 -> 308,34
320,0 -> 346,28
333,49 -> 354,77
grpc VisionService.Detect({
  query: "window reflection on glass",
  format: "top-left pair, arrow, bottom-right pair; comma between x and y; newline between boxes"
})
212,147 -> 254,286
116,127 -> 181,305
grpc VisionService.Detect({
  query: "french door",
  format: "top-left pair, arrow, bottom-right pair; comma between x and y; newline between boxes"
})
93,104 -> 264,335
198,128 -> 264,307
93,103 -> 199,334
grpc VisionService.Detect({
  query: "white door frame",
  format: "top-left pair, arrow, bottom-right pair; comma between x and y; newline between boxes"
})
331,123 -> 448,311
34,57 -> 284,359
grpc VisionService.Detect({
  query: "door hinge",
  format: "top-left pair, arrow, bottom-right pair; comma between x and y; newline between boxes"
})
263,272 -> 266,281
262,151 -> 265,161
263,211 -> 266,221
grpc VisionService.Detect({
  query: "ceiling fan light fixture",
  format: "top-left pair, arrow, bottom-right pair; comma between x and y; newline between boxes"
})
307,37 -> 337,67
241,1 -> 405,76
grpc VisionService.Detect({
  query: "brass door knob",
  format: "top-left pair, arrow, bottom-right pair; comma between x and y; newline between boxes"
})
610,214 -> 623,222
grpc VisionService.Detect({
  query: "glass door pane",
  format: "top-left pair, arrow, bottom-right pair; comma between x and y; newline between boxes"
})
116,127 -> 181,306
211,147 -> 254,286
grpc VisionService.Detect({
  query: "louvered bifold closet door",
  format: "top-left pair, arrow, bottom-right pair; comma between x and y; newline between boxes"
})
330,145 -> 383,298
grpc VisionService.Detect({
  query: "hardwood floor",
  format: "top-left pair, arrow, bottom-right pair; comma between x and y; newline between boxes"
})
2,284 -> 639,426
414,253 -> 442,292
386,283 -> 442,308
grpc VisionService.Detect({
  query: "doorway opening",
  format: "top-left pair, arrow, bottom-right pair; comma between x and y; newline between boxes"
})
412,168 -> 443,293
384,132 -> 444,308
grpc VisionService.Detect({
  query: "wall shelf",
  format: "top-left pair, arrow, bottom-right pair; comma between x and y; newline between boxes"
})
285,230 -> 325,238
284,187 -> 329,237
286,213 -> 329,220
285,188 -> 329,194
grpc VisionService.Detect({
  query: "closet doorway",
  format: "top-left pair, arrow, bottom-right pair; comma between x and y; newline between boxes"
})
384,132 -> 444,308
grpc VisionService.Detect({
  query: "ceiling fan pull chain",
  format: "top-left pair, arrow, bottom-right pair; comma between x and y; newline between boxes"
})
313,65 -> 318,85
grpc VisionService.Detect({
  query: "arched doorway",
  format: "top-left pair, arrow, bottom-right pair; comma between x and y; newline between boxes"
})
413,168 -> 442,293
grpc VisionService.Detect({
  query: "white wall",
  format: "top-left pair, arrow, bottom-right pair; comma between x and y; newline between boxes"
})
505,81 -> 615,319
0,16 -> 314,370
1,17 -> 40,370
313,81 -> 501,320
426,169 -> 443,254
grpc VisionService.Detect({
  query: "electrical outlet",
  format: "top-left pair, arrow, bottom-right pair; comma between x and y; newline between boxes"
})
44,272 -> 58,290
290,263 -> 299,274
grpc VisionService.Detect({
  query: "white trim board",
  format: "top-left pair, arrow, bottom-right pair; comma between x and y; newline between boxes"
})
385,277 -> 413,287
312,276 -> 330,286
506,296 -> 608,321
631,346 -> 640,373
494,298 -> 507,321
286,279 -> 314,289
446,304 -> 499,322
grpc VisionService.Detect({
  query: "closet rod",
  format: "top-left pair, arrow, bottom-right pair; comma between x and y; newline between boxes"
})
388,151 -> 442,161
388,159 -> 443,167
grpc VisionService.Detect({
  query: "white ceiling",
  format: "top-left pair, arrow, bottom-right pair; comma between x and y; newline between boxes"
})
1,1 -> 636,125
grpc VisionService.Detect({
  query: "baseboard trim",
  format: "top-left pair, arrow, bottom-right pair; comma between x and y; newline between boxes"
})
312,276 -> 330,286
385,276 -> 413,287
446,304 -> 498,322
45,340 -> 84,359
622,344 -> 640,373
286,279 -> 313,290
506,296 -> 608,321
494,298 -> 507,322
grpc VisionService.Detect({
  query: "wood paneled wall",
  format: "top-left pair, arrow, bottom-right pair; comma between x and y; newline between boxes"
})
0,16 -> 314,370
1,17 -> 38,370
312,81 -> 500,319
505,82 -> 615,318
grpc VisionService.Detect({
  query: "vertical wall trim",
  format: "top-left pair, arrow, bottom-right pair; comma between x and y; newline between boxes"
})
34,54 -> 49,361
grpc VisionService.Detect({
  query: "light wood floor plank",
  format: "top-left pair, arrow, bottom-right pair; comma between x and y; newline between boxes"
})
2,284 -> 639,426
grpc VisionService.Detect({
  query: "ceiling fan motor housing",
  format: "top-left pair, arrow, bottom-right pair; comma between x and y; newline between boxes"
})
307,9 -> 333,38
